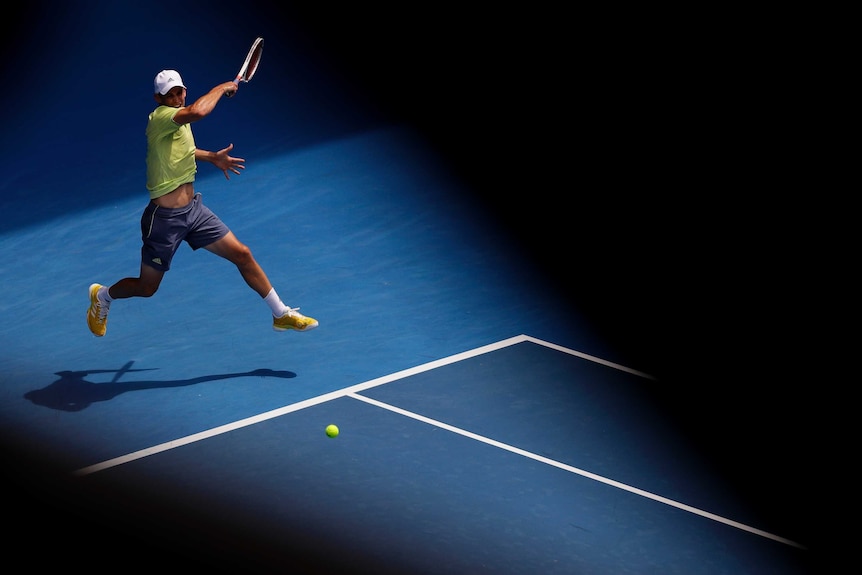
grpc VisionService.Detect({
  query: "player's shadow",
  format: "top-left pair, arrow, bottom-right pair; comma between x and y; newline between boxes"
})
23,363 -> 296,412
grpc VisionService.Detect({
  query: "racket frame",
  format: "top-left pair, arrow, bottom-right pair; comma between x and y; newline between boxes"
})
233,37 -> 264,85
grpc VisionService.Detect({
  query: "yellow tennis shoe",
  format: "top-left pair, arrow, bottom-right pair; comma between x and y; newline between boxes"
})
273,307 -> 318,332
87,283 -> 110,337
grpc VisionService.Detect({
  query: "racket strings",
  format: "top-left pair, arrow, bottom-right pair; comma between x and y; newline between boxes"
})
246,49 -> 262,80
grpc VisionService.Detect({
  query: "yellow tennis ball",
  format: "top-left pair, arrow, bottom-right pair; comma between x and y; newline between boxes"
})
325,424 -> 339,438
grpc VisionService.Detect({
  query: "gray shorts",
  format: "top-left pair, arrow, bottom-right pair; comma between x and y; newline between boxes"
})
140,193 -> 229,271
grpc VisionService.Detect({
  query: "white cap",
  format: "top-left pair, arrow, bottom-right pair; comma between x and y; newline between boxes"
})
154,70 -> 186,95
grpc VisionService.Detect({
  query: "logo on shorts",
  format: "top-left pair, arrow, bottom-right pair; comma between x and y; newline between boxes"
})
152,257 -> 163,265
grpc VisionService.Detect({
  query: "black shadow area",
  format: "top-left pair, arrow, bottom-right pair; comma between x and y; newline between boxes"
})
23,365 -> 296,411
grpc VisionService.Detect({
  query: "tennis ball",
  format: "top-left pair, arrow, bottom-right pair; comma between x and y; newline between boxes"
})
325,424 -> 339,438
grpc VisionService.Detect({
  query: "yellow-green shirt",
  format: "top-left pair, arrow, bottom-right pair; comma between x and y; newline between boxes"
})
145,105 -> 197,199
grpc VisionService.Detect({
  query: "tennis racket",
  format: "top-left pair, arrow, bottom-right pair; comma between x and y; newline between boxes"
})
226,37 -> 263,97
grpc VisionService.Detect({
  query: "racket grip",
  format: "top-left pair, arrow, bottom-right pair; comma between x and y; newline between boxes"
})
225,79 -> 239,98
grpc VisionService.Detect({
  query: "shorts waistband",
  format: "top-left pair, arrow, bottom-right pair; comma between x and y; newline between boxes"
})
149,192 -> 200,217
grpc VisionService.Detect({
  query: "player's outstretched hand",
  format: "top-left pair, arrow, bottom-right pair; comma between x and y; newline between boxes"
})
214,143 -> 245,179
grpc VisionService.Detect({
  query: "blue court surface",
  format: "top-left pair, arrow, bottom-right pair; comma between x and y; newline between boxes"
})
1,3 -> 830,573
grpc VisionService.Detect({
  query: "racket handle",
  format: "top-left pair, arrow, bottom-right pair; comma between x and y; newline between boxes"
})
225,79 -> 239,98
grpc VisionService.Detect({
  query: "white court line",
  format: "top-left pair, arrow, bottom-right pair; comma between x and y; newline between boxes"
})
74,334 -> 543,476
519,335 -> 656,380
348,392 -> 806,550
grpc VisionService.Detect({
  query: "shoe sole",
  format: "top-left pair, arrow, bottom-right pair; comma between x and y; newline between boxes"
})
273,321 -> 319,332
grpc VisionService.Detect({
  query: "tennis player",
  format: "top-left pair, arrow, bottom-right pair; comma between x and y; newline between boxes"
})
87,70 -> 318,337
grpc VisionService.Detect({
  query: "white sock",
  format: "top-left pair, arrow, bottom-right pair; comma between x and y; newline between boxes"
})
264,288 -> 287,317
99,286 -> 114,303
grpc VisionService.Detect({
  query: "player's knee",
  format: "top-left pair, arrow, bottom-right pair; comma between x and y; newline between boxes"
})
234,243 -> 255,265
139,283 -> 160,298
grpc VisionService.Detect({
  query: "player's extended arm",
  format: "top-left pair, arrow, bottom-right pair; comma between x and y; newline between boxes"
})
173,81 -> 238,125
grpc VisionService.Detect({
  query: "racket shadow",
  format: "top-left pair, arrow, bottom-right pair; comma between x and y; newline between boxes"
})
23,366 -> 296,412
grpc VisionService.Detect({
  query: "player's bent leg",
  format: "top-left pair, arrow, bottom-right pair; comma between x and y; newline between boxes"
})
87,265 -> 166,337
